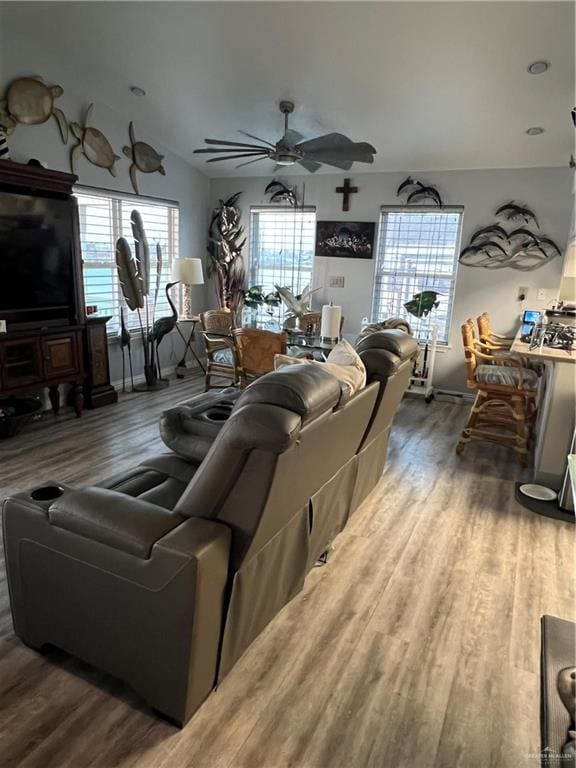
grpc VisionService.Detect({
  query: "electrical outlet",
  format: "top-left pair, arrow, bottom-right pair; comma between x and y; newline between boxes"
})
329,275 -> 345,288
0,320 -> 6,334
537,288 -> 547,301
518,286 -> 529,301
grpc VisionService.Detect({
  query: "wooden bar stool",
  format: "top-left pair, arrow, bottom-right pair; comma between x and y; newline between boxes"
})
477,312 -> 515,350
456,320 -> 539,463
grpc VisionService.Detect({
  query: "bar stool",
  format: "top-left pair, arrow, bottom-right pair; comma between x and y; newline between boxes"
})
456,320 -> 539,463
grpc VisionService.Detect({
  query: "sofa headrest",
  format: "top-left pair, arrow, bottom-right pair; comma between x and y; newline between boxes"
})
355,328 -> 418,360
354,329 -> 418,383
236,364 -> 341,424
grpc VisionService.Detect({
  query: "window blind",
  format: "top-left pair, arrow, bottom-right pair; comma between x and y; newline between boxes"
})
248,207 -> 316,321
76,189 -> 179,334
371,207 -> 463,343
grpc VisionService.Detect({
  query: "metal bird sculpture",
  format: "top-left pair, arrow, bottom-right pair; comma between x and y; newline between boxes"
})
403,291 -> 442,318
495,202 -> 539,228
275,284 -> 321,321
118,306 -> 134,393
148,282 -> 179,380
396,176 -> 443,207
265,179 -> 298,206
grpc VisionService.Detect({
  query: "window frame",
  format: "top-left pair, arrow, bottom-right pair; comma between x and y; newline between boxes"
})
75,186 -> 180,337
248,205 -> 317,323
371,205 -> 464,345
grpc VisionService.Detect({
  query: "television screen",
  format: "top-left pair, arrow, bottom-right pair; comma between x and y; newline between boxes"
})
0,192 -> 74,314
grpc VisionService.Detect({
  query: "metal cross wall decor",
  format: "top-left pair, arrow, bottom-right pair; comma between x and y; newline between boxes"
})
336,178 -> 358,212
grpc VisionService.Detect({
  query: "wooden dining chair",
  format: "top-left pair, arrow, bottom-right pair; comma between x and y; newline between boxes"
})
477,312 -> 515,350
456,319 -> 539,463
233,328 -> 288,388
200,309 -> 239,390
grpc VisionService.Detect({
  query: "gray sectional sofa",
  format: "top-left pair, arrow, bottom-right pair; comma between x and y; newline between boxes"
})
2,329 -> 417,725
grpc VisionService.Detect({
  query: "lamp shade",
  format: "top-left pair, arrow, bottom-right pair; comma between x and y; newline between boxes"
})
171,258 -> 204,285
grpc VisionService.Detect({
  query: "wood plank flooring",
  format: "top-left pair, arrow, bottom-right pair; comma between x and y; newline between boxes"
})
0,378 -> 574,768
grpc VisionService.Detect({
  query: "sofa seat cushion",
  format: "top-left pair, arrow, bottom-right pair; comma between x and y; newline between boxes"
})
99,454 -> 199,510
475,364 -> 538,390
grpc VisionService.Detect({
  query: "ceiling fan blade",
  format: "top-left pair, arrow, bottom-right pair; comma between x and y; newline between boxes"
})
282,128 -> 304,145
194,148 -> 268,154
297,157 -> 322,173
198,139 -> 270,150
317,158 -> 354,170
206,152 -> 270,163
238,130 -> 276,148
236,156 -> 269,168
298,133 -> 376,164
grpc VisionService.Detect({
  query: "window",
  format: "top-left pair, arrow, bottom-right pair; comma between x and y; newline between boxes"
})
248,207 -> 316,321
76,190 -> 179,334
371,207 -> 463,343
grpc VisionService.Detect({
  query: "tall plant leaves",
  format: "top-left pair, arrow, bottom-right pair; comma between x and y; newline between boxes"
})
115,237 -> 144,311
131,210 -> 150,296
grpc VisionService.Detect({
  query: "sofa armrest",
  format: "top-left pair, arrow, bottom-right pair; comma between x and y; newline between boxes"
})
48,487 -> 184,559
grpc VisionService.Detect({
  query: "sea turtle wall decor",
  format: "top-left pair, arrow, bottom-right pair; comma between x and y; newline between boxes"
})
123,122 -> 165,194
0,76 -> 68,143
70,104 -> 120,176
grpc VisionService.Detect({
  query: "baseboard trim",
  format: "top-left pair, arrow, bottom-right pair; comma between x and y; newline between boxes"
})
111,365 -> 178,391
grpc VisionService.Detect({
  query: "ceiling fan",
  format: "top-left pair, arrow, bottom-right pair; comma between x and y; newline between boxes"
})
193,100 -> 377,173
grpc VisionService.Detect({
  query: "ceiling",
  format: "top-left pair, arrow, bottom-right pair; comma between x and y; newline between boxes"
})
1,1 -> 574,177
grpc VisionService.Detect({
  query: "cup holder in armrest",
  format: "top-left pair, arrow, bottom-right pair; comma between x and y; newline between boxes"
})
203,405 -> 234,423
31,485 -> 65,502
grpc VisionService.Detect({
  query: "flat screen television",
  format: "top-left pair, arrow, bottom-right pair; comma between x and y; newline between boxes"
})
0,190 -> 77,329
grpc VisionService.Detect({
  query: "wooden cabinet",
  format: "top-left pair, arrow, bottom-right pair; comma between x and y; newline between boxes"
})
43,335 -> 80,379
0,328 -> 84,416
83,317 -> 118,408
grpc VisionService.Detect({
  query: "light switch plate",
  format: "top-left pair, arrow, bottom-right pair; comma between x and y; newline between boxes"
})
329,275 -> 345,288
0,320 -> 6,333
537,288 -> 547,301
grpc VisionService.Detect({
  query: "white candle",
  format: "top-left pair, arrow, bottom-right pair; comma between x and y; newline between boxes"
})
321,304 -> 342,341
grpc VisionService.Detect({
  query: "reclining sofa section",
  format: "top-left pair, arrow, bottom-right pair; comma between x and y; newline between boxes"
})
2,329 -> 417,725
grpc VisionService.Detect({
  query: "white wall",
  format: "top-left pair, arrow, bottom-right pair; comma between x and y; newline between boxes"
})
210,167 -> 573,392
0,35 -> 210,384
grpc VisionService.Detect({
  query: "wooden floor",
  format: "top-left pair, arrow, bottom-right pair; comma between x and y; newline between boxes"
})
0,377 -> 574,768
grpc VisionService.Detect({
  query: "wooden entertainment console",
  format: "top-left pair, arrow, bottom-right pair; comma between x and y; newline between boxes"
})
0,326 -> 84,416
0,159 -> 117,415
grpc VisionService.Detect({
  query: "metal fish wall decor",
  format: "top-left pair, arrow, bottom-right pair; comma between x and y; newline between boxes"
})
459,201 -> 561,271
265,179 -> 298,206
397,176 -> 443,207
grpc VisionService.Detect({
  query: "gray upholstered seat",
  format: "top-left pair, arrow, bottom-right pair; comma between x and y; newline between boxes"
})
475,364 -> 539,390
2,329 -> 418,727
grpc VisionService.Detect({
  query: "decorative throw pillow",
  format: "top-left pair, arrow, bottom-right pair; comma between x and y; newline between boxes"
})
325,339 -> 367,390
274,340 -> 367,404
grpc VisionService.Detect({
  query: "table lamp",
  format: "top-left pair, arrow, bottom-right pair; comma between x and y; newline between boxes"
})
171,258 -> 204,320
171,258 -> 205,377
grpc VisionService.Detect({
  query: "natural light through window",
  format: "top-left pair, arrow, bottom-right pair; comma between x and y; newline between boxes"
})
76,190 -> 179,334
371,207 -> 463,343
248,207 -> 316,321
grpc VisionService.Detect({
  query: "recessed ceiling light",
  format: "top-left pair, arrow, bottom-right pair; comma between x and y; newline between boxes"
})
527,61 -> 550,75
526,126 -> 545,136
130,85 -> 146,97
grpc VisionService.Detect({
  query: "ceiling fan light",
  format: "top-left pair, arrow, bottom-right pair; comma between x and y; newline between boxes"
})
275,156 -> 297,166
